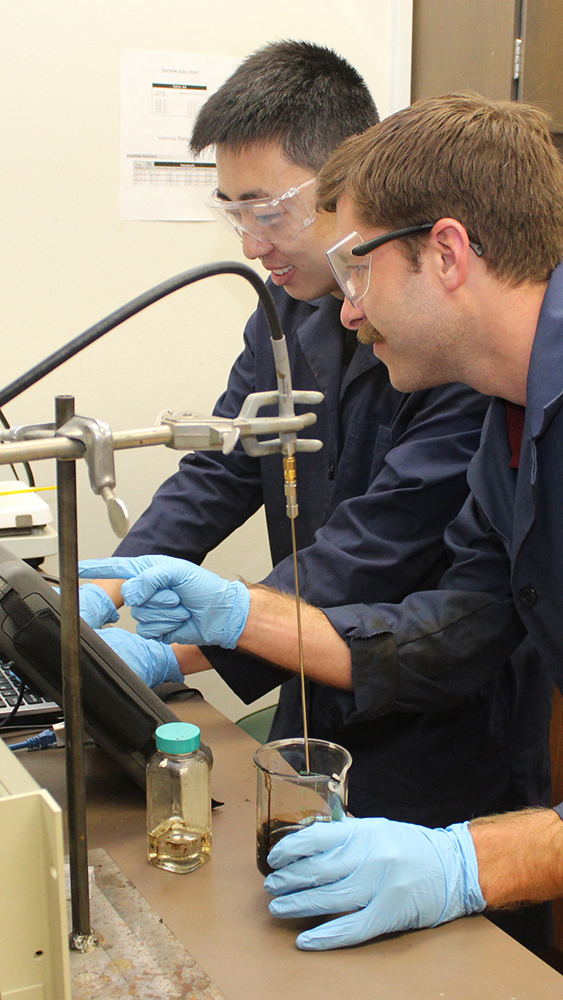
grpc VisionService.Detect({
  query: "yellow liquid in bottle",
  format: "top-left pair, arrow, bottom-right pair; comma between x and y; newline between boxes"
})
148,817 -> 211,873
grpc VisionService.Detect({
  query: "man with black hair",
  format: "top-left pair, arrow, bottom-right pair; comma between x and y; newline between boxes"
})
193,40 -> 378,177
82,46 -> 553,951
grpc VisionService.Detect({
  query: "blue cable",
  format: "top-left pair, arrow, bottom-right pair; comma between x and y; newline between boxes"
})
8,728 -> 58,751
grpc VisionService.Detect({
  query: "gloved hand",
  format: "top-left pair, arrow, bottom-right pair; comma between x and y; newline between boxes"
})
78,583 -> 119,629
95,626 -> 183,688
53,583 -> 120,629
264,816 -> 485,951
80,555 -> 250,649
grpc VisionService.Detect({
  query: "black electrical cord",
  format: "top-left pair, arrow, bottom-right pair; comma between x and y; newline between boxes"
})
0,262 -> 282,540
0,262 -> 283,409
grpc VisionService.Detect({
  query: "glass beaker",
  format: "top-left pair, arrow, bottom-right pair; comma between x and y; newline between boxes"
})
253,738 -> 352,875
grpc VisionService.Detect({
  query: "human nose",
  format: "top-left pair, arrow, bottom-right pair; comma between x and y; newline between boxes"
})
240,230 -> 275,260
340,296 -> 366,330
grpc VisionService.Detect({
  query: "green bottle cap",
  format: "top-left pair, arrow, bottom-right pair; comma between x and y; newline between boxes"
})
155,722 -> 200,754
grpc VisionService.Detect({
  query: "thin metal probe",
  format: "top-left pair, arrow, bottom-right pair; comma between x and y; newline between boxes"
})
291,518 -> 310,774
284,452 -> 310,774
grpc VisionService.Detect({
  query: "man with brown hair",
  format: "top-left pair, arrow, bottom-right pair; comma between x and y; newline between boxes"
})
259,93 -> 563,948
82,92 -> 563,951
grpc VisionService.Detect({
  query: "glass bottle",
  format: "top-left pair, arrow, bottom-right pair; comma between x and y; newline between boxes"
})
147,721 -> 212,873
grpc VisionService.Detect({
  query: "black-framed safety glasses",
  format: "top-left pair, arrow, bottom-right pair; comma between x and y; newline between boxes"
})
327,223 -> 484,306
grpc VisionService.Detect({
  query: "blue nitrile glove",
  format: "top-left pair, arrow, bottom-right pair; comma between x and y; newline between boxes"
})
94,626 -> 183,688
78,583 -> 119,629
80,555 -> 250,649
54,583 -> 119,629
264,816 -> 485,951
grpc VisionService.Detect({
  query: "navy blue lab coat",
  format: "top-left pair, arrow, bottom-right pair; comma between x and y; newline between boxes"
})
323,265 -> 563,721
317,264 -> 563,951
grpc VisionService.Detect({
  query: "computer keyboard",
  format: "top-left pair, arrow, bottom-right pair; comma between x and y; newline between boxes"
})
0,660 -> 61,725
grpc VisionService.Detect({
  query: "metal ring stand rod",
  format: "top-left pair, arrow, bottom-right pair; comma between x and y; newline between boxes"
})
56,395 -> 98,952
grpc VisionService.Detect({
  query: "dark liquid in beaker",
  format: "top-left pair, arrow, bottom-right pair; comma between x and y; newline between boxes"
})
257,819 -> 300,876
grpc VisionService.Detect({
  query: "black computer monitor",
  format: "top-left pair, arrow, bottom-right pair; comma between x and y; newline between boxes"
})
0,543 -> 189,788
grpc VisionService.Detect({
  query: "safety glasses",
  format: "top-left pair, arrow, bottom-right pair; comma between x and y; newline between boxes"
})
327,223 -> 484,306
206,178 -> 317,244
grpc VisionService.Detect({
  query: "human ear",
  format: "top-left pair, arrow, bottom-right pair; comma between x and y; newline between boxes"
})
429,218 -> 472,291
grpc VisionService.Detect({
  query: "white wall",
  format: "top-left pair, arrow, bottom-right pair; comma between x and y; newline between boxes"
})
0,0 -> 411,718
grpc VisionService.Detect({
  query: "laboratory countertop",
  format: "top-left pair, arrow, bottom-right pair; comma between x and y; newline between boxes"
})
19,694 -> 563,1000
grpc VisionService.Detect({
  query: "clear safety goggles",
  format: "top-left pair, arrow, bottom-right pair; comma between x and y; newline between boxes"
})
206,178 -> 317,244
326,224 -> 435,306
327,223 -> 484,306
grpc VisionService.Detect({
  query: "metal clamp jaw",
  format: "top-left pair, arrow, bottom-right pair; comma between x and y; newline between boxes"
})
57,416 -> 129,538
161,389 -> 324,459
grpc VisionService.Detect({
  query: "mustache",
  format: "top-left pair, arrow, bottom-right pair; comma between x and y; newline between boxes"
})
357,320 -> 380,345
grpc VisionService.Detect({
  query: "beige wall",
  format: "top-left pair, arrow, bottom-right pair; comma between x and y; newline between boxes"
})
1,0 -> 411,717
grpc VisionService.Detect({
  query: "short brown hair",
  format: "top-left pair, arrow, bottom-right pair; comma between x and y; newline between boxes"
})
317,92 -> 563,284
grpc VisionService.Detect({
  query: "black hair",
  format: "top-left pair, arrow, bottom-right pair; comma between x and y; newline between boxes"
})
190,40 -> 379,171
